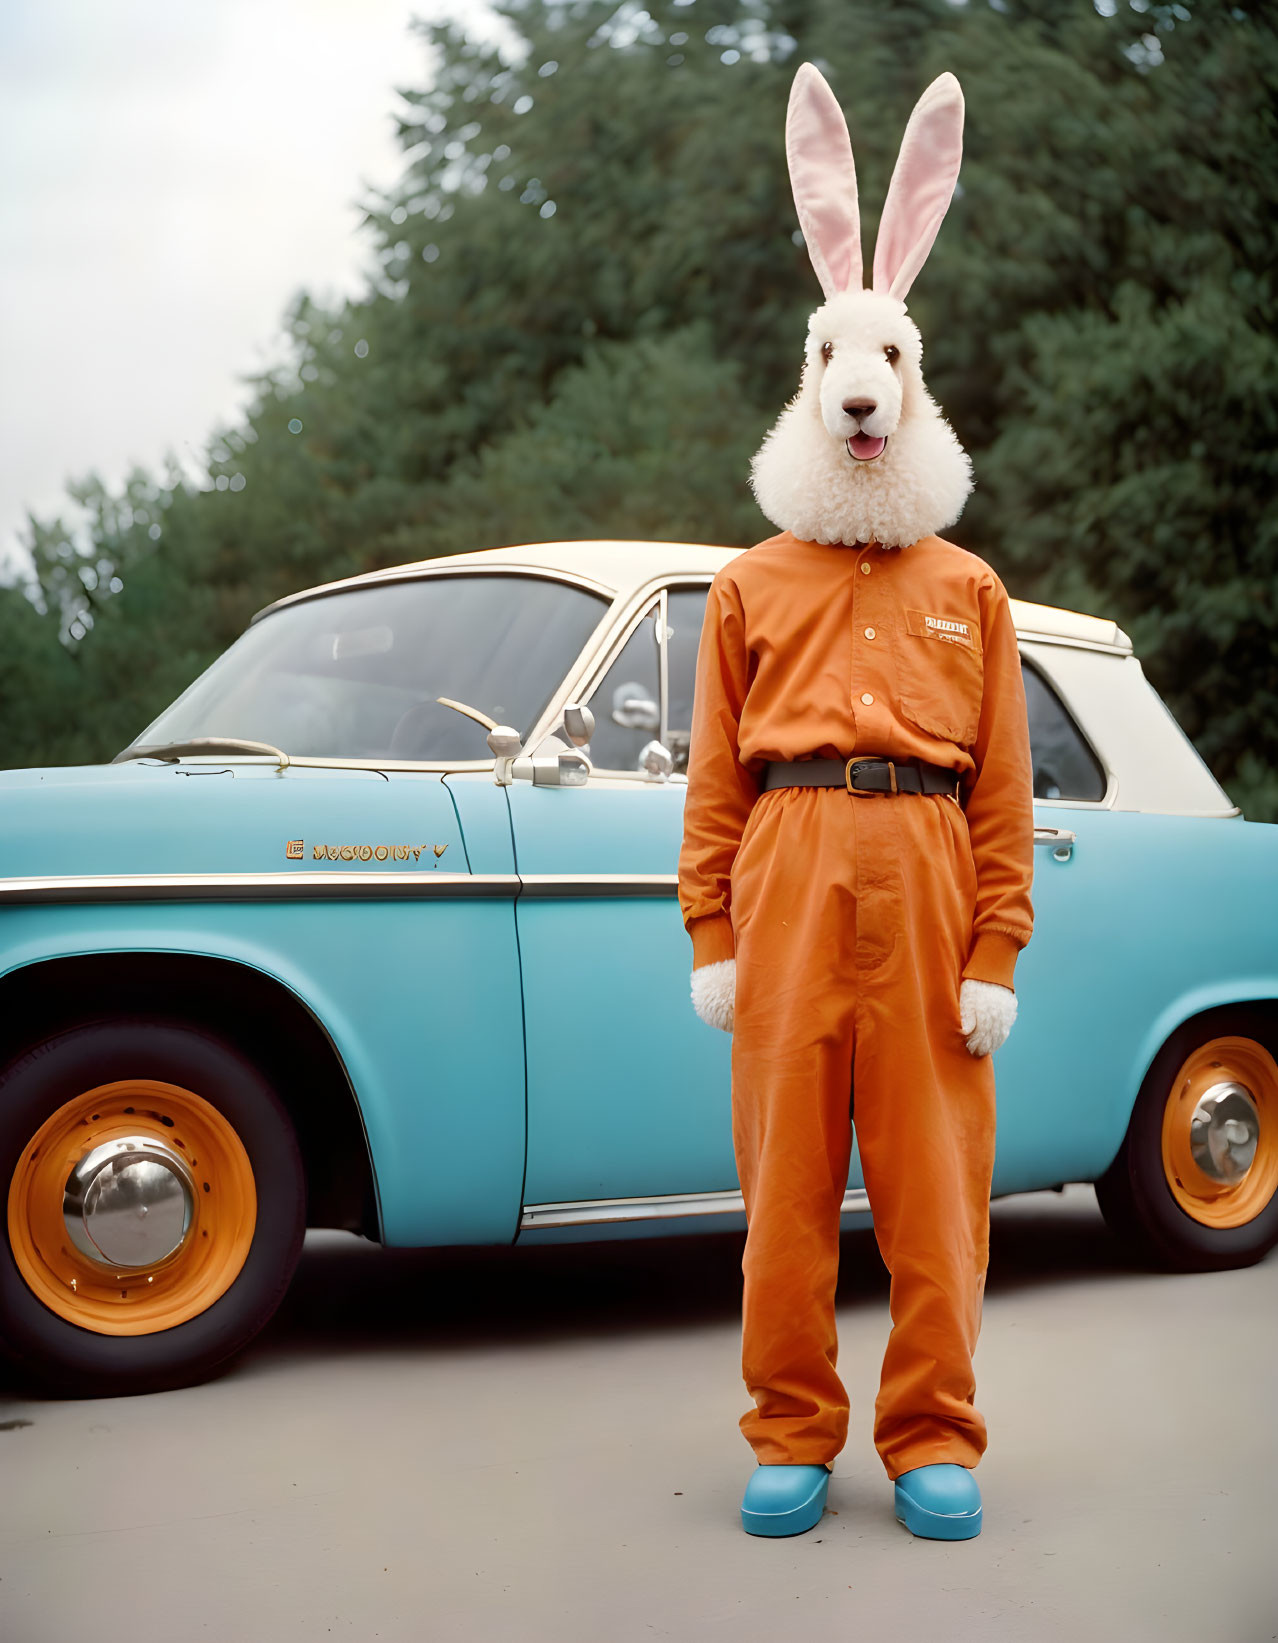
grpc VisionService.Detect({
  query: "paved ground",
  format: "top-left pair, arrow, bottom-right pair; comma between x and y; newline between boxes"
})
1,1186 -> 1274,1643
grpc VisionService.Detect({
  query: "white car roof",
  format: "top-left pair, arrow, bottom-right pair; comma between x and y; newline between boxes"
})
257,539 -> 1132,655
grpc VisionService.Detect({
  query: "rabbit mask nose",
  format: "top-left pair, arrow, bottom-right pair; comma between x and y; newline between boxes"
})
842,399 -> 877,420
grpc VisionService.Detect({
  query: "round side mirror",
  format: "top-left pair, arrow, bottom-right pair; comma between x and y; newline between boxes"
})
487,725 -> 524,759
639,740 -> 674,780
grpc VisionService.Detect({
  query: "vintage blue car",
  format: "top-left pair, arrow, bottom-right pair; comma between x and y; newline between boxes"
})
1,540 -> 1275,1394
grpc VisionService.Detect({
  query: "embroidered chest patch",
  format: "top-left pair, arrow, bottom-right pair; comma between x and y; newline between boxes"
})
906,608 -> 976,649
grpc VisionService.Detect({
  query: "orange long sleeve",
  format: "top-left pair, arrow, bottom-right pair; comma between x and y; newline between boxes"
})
959,572 -> 1036,988
677,572 -> 760,970
677,531 -> 1034,985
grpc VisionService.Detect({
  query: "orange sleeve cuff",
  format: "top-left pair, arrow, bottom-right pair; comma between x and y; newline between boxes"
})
689,913 -> 735,970
962,930 -> 1025,990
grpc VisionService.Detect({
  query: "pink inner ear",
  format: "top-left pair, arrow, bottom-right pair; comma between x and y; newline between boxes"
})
872,72 -> 964,302
785,63 -> 862,299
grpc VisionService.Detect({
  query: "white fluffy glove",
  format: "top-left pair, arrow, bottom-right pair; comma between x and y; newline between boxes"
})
959,978 -> 1017,1057
690,958 -> 735,1033
689,964 -> 1014,1053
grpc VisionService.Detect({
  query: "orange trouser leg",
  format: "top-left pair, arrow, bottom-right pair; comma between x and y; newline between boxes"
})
851,792 -> 996,1480
730,785 -> 858,1466
729,784 -> 994,1475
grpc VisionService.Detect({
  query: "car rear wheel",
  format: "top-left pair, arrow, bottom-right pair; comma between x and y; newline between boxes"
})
1095,1009 -> 1278,1272
1,1019 -> 306,1395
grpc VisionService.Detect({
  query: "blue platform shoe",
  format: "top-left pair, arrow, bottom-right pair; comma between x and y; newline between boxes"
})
740,1464 -> 830,1537
894,1464 -> 982,1540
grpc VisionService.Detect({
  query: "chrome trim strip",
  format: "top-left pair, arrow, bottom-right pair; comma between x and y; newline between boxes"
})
0,871 -> 685,905
0,872 -> 521,905
120,755 -> 496,774
658,586 -> 670,751
253,562 -> 617,623
518,873 -> 678,898
520,1187 -> 872,1229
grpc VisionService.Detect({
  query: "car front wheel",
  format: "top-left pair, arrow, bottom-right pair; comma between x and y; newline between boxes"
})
1,1019 -> 306,1395
1096,1009 -> 1278,1272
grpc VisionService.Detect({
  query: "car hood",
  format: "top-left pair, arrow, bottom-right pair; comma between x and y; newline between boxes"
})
0,763 -> 468,880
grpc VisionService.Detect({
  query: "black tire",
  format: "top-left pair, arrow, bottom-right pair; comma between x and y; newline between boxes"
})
0,1018 -> 306,1396
1095,1007 -> 1278,1272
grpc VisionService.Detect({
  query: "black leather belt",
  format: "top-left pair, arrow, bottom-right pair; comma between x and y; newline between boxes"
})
761,756 -> 962,799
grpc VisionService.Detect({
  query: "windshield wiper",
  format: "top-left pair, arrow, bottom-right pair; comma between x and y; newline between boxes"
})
113,737 -> 291,772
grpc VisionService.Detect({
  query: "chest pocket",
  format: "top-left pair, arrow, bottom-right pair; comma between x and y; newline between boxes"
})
896,607 -> 984,747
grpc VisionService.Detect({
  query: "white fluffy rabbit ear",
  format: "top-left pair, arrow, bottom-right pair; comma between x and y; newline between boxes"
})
872,71 -> 964,303
786,62 -> 862,299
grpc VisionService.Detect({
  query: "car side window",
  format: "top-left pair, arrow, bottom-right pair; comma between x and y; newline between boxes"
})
584,602 -> 662,772
590,593 -> 1104,798
666,587 -> 710,775
1022,659 -> 1107,801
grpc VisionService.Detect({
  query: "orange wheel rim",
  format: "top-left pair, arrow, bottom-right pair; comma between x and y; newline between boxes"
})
1161,1037 -> 1278,1229
7,1080 -> 256,1336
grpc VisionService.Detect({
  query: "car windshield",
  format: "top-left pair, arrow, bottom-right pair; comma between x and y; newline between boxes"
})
134,573 -> 610,761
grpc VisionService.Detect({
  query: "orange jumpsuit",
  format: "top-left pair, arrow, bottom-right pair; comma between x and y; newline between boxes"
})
677,529 -> 1035,1479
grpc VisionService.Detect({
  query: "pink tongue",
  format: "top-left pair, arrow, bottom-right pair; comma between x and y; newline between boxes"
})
849,433 -> 886,461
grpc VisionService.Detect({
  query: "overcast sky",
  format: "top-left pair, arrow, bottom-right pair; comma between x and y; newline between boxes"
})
0,1 -> 511,579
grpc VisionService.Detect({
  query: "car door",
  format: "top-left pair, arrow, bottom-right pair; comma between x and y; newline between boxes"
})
987,648 -> 1112,1192
506,582 -> 739,1211
508,591 -> 1151,1218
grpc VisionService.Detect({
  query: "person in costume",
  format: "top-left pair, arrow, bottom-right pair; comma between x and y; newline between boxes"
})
677,63 -> 1035,1541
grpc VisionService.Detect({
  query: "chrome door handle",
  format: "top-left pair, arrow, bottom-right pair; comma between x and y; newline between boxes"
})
1034,825 -> 1076,861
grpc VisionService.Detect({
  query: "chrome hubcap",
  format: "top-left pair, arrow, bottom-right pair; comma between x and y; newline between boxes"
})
62,1136 -> 196,1270
1189,1081 -> 1260,1184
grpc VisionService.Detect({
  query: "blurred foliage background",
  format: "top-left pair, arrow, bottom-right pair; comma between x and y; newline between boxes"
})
3,0 -> 1275,815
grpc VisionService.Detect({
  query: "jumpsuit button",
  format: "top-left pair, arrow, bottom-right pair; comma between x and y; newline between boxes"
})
864,627 -> 876,639
861,692 -> 874,706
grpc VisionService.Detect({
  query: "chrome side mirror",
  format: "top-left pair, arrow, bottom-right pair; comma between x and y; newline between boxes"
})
562,701 -> 595,747
638,740 -> 674,781
441,696 -> 593,788
512,749 -> 591,788
487,724 -> 591,788
485,724 -> 525,787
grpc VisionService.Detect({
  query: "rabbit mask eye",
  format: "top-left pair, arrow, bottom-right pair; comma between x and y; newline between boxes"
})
820,340 -> 834,363
884,345 -> 900,363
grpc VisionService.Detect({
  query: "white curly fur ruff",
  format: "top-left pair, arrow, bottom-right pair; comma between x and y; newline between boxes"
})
959,978 -> 1017,1056
751,290 -> 972,549
690,958 -> 735,1033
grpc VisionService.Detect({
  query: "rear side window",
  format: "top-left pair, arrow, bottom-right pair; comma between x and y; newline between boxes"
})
1022,660 -> 1106,801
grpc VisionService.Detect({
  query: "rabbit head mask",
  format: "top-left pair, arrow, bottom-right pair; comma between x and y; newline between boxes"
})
751,64 -> 973,549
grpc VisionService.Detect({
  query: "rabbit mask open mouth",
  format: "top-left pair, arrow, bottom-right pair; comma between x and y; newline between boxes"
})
750,64 -> 974,549
806,289 -> 922,465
